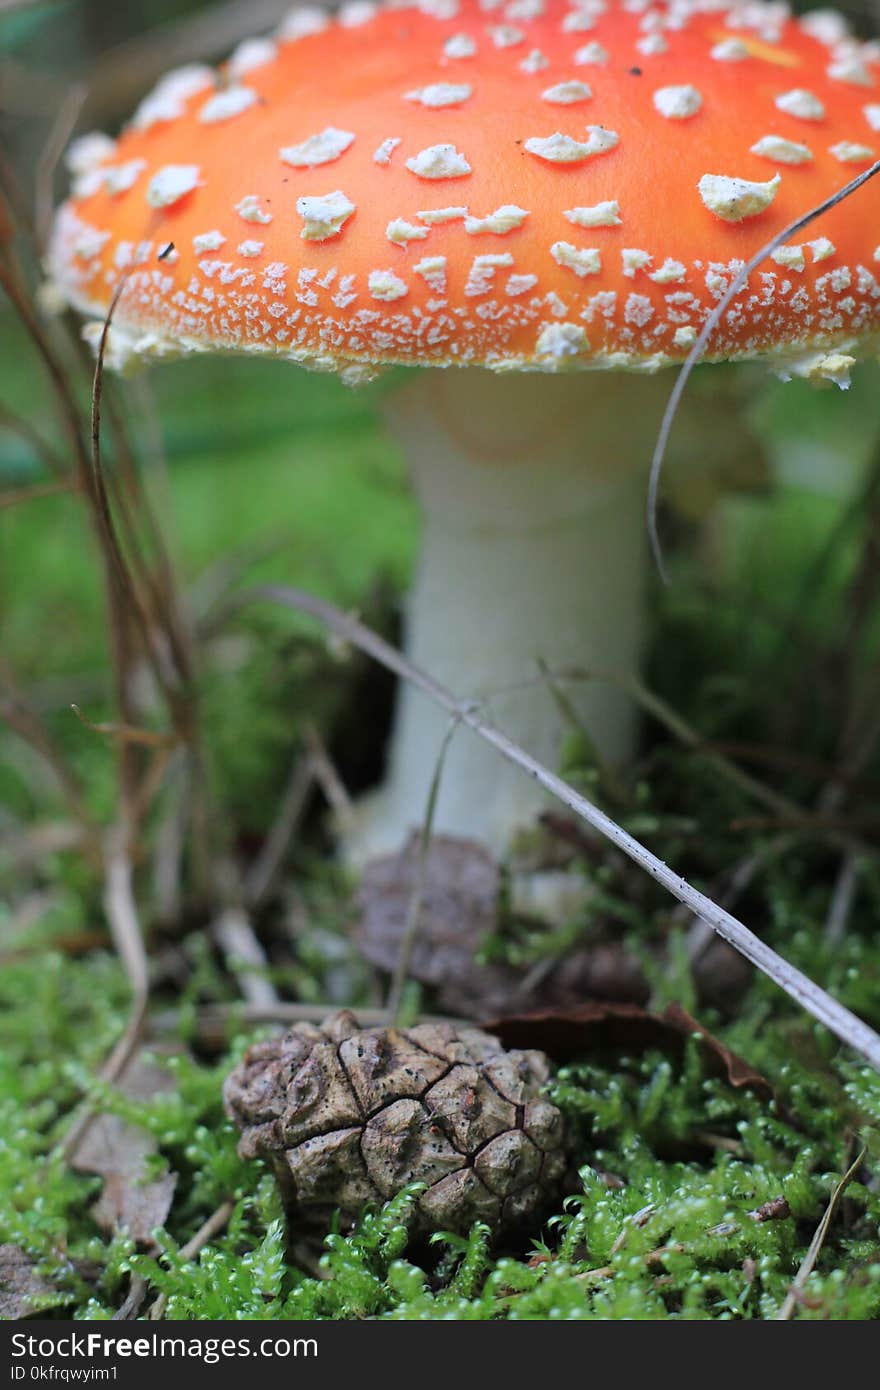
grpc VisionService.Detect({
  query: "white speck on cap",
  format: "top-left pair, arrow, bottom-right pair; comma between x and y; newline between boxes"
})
562,9 -> 596,32
146,165 -> 200,208
199,85 -> 259,124
74,226 -> 111,259
296,190 -> 356,240
237,240 -> 264,257
368,268 -> 408,300
236,194 -> 273,224
421,0 -> 460,19
573,41 -> 609,64
649,258 -> 686,284
698,172 -> 782,222
465,253 -> 514,294
653,85 -> 702,119
405,145 -> 472,177
864,104 -> 880,130
807,236 -> 835,261
621,248 -> 652,277
520,49 -> 550,72
564,200 -> 621,227
829,140 -> 876,161
193,231 -> 226,252
541,80 -> 592,104
417,205 -> 468,223
674,325 -> 697,347
799,9 -> 851,45
228,37 -> 278,76
506,0 -> 544,20
827,56 -> 872,86
277,6 -> 329,40
711,38 -> 750,61
524,127 -> 619,162
338,1 -> 377,26
624,293 -> 653,326
771,244 -> 806,271
750,135 -> 813,164
506,273 -> 538,295
464,205 -> 529,233
488,24 -> 524,46
373,138 -> 402,165
280,127 -> 355,167
413,256 -> 447,291
405,83 -> 473,107
536,321 -> 588,358
444,34 -> 477,57
775,89 -> 826,120
102,159 -> 147,195
386,218 -> 430,244
636,33 -> 667,55
132,65 -> 214,131
550,242 -> 601,276
66,132 -> 117,174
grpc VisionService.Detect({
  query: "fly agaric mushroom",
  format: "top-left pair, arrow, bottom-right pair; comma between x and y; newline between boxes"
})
50,0 -> 880,860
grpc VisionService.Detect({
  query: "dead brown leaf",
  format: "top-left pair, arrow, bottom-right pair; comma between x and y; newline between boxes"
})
486,1000 -> 774,1103
355,834 -> 648,1017
0,1246 -> 64,1320
70,1051 -> 178,1249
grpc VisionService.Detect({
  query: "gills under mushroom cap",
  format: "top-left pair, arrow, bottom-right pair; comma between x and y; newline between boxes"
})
51,0 -> 880,381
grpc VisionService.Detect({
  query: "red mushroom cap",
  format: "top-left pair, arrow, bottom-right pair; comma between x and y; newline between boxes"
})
50,0 -> 880,381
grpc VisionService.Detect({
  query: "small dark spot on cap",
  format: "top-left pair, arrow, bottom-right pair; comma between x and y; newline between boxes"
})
158,242 -> 175,260
629,66 -> 643,76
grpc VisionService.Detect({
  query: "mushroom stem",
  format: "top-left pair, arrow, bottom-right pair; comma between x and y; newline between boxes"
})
348,367 -> 673,861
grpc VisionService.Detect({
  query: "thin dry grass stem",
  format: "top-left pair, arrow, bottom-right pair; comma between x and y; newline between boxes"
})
0,402 -> 69,477
58,827 -> 151,1164
244,750 -> 315,910
0,477 -> 78,509
648,160 -> 880,580
146,1200 -> 236,1322
484,663 -> 806,824
210,856 -> 280,1007
775,1147 -> 866,1320
0,654 -> 98,847
34,80 -> 87,252
684,834 -> 795,961
304,723 -> 355,831
240,583 -> 880,1073
69,703 -> 177,749
83,235 -> 212,895
824,852 -> 860,947
386,715 -> 461,1025
150,750 -> 188,924
213,904 -> 280,1009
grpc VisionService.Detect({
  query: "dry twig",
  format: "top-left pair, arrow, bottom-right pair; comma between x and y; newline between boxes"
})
775,1147 -> 865,1320
236,584 -> 880,1073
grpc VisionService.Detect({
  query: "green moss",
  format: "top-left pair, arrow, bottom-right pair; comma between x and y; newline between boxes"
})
1,945 -> 878,1321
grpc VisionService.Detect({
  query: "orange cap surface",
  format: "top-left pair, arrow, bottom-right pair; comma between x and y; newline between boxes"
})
50,0 -> 880,380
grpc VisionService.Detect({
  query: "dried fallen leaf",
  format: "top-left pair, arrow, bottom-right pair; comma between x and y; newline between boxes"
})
355,835 -> 648,1016
0,1245 -> 63,1319
70,1051 -> 178,1249
486,1000 -> 774,1102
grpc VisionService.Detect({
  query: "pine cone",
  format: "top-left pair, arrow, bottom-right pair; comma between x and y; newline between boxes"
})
224,1011 -> 567,1238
